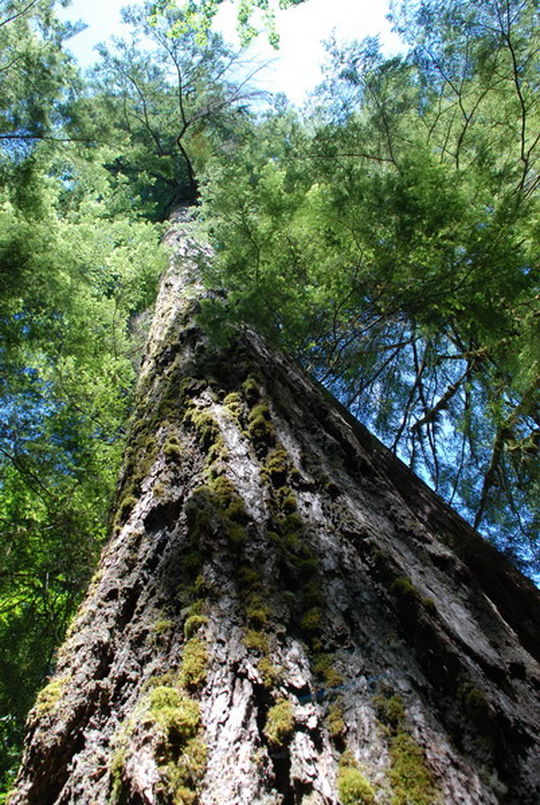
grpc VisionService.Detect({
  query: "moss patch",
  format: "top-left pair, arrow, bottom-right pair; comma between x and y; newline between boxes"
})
373,694 -> 406,731
374,691 -> 438,804
183,614 -> 208,639
159,737 -> 207,803
391,575 -> 436,611
276,487 -> 298,513
244,628 -> 269,653
149,687 -> 206,804
184,475 -> 249,560
153,618 -> 174,636
113,424 -> 161,529
109,745 -> 127,803
337,752 -> 377,804
262,447 -> 291,487
237,565 -> 260,588
241,376 -> 260,403
264,699 -> 295,745
163,436 -> 182,463
247,403 -> 275,445
184,486 -> 215,535
257,657 -> 281,688
179,637 -> 208,690
223,391 -> 243,419
300,606 -> 323,637
33,676 -> 67,717
246,594 -> 272,628
149,686 -> 201,742
184,407 -> 219,449
388,732 -> 437,805
109,680 -> 207,805
327,702 -> 346,739
312,653 -> 343,688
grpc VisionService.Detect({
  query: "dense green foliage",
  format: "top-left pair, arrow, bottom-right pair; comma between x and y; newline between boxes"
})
89,3 -> 259,217
199,0 -> 539,571
0,119 -> 164,805
0,0 -> 538,796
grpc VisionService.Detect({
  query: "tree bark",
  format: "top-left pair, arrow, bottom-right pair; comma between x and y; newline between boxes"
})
10,210 -> 540,804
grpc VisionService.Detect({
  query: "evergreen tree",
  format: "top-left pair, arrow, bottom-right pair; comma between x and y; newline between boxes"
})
9,210 -> 540,804
1,0 -> 539,800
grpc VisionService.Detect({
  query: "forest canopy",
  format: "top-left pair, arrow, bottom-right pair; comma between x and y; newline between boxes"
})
0,0 -> 538,796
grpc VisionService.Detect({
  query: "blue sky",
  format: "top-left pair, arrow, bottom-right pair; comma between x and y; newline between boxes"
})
59,0 -> 402,105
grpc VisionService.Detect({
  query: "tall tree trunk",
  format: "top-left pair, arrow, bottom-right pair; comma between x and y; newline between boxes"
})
10,211 -> 540,804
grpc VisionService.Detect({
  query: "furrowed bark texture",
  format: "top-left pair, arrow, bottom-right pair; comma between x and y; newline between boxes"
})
11,212 -> 540,804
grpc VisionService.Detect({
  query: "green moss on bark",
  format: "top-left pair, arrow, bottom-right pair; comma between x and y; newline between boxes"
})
241,376 -> 260,403
326,701 -> 346,739
373,691 -> 438,804
262,447 -> 290,487
257,657 -> 281,688
183,614 -> 208,639
243,629 -> 269,653
179,637 -> 208,690
264,699 -> 294,745
388,732 -> 437,805
148,686 -> 200,742
184,407 -> 219,449
247,403 -> 275,445
109,679 -> 207,804
33,676 -> 68,718
312,653 -> 343,688
222,391 -> 243,419
337,755 -> 377,805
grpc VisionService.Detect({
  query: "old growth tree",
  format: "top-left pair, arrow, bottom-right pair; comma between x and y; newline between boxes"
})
3,0 -> 540,802
9,203 -> 540,804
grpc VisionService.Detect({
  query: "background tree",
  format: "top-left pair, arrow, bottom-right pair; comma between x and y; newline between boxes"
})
0,1 -> 166,790
0,146 -> 165,800
0,0 -> 79,147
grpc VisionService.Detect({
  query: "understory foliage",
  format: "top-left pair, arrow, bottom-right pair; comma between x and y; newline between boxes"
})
0,0 -> 538,797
